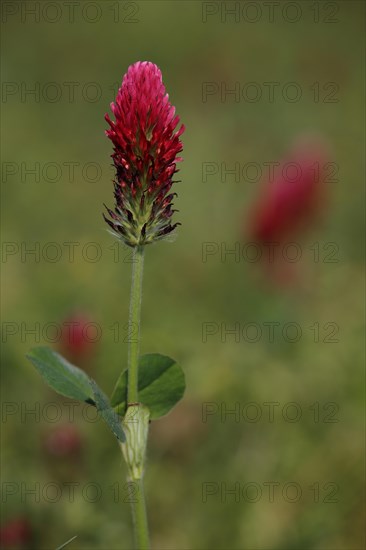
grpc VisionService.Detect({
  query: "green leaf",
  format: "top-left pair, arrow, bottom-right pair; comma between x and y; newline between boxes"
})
90,379 -> 125,442
26,347 -> 95,404
111,353 -> 185,419
27,347 -> 125,443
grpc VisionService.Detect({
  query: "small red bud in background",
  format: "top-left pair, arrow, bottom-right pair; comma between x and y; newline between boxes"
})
43,423 -> 83,458
42,424 -> 84,483
0,518 -> 32,548
59,312 -> 98,367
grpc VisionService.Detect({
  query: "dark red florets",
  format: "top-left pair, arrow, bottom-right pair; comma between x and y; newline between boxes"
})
104,61 -> 185,247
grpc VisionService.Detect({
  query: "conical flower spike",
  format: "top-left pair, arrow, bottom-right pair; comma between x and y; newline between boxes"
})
104,61 -> 185,247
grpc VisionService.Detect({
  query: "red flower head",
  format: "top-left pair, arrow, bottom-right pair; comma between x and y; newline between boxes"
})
248,138 -> 329,245
104,61 -> 185,247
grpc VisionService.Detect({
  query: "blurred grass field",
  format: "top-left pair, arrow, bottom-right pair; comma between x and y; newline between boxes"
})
1,1 -> 365,549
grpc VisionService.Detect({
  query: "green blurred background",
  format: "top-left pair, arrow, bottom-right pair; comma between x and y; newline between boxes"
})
1,1 -> 365,548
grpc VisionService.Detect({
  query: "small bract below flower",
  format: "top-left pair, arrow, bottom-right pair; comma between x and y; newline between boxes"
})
104,61 -> 185,247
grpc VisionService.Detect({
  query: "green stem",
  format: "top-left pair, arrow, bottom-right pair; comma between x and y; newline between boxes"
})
130,479 -> 150,549
127,245 -> 145,404
126,245 -> 150,548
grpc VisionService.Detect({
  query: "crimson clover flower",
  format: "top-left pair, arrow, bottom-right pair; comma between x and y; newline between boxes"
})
104,61 -> 185,247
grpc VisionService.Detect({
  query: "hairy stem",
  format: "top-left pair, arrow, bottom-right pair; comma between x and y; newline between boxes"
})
127,245 -> 145,404
130,479 -> 150,549
126,245 -> 150,548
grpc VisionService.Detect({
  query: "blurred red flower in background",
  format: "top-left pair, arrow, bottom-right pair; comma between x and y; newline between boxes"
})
59,312 -> 98,367
42,424 -> 84,484
249,139 -> 328,243
0,518 -> 32,548
43,424 -> 83,458
245,137 -> 330,284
